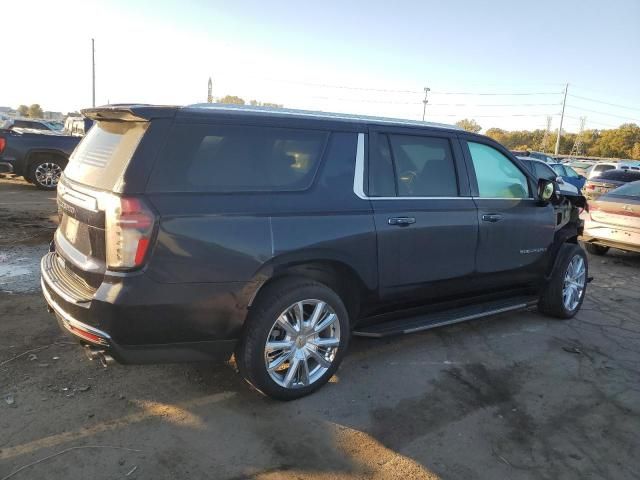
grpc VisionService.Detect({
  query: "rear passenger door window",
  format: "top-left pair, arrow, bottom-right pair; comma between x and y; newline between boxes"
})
467,142 -> 530,198
369,133 -> 459,197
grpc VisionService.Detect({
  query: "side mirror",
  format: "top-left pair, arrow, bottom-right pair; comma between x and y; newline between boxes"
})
537,179 -> 555,204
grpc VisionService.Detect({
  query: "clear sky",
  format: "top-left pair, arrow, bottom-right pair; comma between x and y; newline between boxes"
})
3,0 -> 639,132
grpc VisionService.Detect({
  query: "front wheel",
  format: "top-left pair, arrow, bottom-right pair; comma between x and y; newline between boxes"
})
236,279 -> 350,400
539,243 -> 588,319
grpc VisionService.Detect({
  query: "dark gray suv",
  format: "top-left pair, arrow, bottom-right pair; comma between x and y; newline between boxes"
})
41,104 -> 588,399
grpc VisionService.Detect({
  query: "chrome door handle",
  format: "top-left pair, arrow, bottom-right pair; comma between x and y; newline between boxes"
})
388,216 -> 416,226
482,213 -> 503,223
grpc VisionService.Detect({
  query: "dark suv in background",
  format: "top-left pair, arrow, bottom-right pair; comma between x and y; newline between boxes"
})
41,104 -> 588,399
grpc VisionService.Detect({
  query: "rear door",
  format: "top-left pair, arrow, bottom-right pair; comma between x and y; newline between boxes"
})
461,137 -> 555,286
366,127 -> 478,301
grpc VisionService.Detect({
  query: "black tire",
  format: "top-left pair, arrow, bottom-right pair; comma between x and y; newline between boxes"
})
236,278 -> 350,400
27,158 -> 66,190
539,243 -> 588,319
584,243 -> 609,256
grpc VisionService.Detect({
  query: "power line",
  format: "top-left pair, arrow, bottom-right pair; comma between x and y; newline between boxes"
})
566,105 -> 640,123
568,94 -> 640,112
430,91 -> 562,96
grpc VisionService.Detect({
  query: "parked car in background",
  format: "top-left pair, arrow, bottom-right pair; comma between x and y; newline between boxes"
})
511,150 -> 557,163
618,160 -> 640,171
0,128 -> 81,189
517,157 -> 579,195
586,162 -> 618,179
64,116 -> 94,136
549,162 -> 586,190
583,169 -> 640,201
582,180 -> 640,255
568,161 -> 596,176
7,118 -> 62,132
41,103 -> 588,400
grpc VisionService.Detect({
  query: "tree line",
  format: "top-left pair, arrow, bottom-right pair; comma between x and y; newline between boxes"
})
16,104 -> 44,118
455,118 -> 640,160
217,95 -> 283,108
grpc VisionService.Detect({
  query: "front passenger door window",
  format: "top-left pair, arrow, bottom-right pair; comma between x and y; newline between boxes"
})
467,142 -> 529,198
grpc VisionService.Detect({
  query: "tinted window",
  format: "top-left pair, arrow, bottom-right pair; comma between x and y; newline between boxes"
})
551,164 -> 566,176
595,170 -> 640,182
388,135 -> 458,197
594,164 -> 615,173
607,180 -> 640,197
149,125 -> 327,192
564,166 -> 579,177
369,134 -> 396,197
533,162 -> 557,180
65,121 -> 149,190
468,142 -> 529,198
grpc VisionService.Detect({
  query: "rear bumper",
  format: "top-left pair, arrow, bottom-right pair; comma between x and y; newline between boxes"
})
41,252 -> 253,364
582,222 -> 640,253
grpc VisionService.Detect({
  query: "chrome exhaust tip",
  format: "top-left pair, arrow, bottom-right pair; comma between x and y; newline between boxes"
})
84,346 -> 113,367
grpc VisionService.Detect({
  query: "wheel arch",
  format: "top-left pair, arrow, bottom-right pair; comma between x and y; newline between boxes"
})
545,223 -> 581,280
248,256 -> 373,324
24,149 -> 70,177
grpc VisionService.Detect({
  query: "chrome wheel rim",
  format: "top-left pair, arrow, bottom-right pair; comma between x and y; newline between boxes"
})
563,255 -> 586,311
264,299 -> 341,389
34,162 -> 62,187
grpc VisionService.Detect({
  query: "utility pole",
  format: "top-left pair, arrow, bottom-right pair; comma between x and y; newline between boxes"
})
555,83 -> 568,155
541,115 -> 552,153
92,38 -> 96,107
422,87 -> 430,121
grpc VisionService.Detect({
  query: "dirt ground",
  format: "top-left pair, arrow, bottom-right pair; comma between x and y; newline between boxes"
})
1,175 -> 639,480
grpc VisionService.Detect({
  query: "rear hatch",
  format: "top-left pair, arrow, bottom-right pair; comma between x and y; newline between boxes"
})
54,118 -> 151,289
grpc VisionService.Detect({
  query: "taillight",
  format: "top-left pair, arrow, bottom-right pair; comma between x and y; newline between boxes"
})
105,196 -> 155,270
586,184 -> 595,190
0,137 -> 5,154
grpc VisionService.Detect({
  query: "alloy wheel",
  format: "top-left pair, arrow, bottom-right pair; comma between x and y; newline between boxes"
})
34,162 -> 62,188
264,299 -> 341,389
562,255 -> 586,311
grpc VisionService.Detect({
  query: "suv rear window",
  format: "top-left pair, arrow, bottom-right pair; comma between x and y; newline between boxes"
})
148,124 -> 327,192
64,121 -> 148,190
595,170 -> 640,182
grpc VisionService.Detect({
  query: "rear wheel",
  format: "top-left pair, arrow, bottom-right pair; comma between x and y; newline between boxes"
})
236,278 -> 349,400
28,158 -> 66,190
584,243 -> 609,256
539,243 -> 588,319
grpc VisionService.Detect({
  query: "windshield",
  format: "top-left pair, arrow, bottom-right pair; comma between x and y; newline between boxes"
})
64,120 -> 148,190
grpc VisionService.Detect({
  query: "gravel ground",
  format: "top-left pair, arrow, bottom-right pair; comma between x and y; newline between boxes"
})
1,176 -> 639,480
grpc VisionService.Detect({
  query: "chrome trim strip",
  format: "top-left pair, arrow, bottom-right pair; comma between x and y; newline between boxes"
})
55,230 -> 104,274
351,134 -> 534,201
353,133 -> 367,200
41,277 -> 111,341
58,182 -> 98,212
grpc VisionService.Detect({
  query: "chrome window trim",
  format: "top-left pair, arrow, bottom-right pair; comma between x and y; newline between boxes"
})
352,132 -> 535,201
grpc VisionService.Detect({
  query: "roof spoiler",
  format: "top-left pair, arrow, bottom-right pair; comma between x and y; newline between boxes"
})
81,104 -> 178,122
